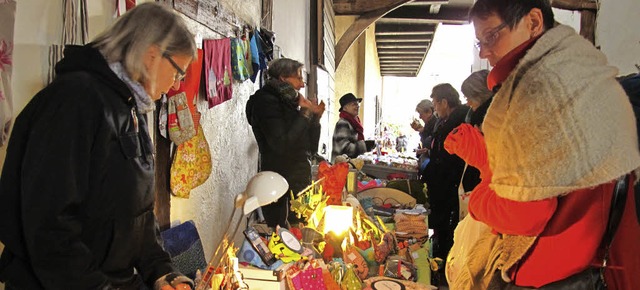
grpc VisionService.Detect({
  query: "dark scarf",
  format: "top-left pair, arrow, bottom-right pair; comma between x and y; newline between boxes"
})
266,78 -> 299,108
339,111 -> 364,140
487,35 -> 541,91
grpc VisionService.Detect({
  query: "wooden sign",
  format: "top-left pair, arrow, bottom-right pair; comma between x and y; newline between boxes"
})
173,0 -> 247,37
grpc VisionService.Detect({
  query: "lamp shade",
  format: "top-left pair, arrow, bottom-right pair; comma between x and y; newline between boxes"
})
242,171 -> 289,215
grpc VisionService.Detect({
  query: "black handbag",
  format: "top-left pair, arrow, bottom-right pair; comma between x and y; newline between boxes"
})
499,174 -> 630,290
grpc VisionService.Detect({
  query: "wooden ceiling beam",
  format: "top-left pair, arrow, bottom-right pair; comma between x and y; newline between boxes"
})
334,0 -> 413,15
376,23 -> 436,34
381,5 -> 470,24
335,0 -> 414,67
376,35 -> 432,42
380,59 -> 424,63
377,42 -> 429,49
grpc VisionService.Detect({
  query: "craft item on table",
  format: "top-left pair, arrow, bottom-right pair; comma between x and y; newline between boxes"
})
341,264 -> 364,290
358,179 -> 384,192
203,38 -> 232,108
372,231 -> 397,264
301,227 -> 324,258
364,276 -> 434,290
239,228 -> 277,268
322,231 -> 346,260
386,179 -> 428,205
290,178 -> 326,225
268,227 -> 303,263
411,246 -> 431,285
0,0 -> 15,147
329,260 -> 344,286
343,244 -> 369,280
322,262 -> 341,290
393,213 -> 428,240
384,259 -> 418,281
289,262 -> 325,290
358,187 -> 417,208
318,161 -> 349,205
169,124 -> 212,198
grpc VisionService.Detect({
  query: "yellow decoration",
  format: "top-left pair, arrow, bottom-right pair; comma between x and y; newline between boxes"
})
268,231 -> 302,263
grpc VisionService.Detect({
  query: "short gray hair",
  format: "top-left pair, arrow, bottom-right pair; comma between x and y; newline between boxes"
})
267,58 -> 304,79
92,2 -> 197,83
416,99 -> 434,114
461,70 -> 493,104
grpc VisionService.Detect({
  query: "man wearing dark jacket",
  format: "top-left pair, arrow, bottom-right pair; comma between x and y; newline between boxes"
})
423,83 -> 470,285
246,58 -> 325,229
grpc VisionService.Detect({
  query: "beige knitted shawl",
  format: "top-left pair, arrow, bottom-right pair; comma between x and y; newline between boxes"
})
483,24 -> 640,202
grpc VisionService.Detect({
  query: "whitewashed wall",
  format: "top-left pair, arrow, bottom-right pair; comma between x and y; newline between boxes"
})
597,0 -> 640,75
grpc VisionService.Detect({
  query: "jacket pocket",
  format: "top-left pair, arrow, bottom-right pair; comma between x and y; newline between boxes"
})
119,132 -> 141,159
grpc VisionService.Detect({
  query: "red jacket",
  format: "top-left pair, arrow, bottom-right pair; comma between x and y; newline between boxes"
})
446,124 -> 640,289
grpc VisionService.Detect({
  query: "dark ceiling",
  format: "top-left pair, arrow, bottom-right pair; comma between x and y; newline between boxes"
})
335,0 -> 474,77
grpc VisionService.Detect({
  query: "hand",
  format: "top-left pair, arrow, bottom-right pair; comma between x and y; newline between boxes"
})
161,283 -> 192,290
444,123 -> 488,171
410,120 -> 423,131
415,148 -> 428,155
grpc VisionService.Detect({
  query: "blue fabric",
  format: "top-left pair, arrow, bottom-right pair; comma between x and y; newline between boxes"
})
160,221 -> 206,279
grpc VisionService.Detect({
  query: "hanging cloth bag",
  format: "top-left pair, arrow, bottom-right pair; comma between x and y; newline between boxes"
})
170,125 -> 212,198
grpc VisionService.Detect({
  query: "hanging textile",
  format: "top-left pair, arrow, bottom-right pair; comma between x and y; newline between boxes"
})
0,0 -> 15,147
170,124 -> 212,198
203,38 -> 233,108
166,49 -> 204,134
249,30 -> 268,84
230,38 -> 251,81
48,0 -> 88,84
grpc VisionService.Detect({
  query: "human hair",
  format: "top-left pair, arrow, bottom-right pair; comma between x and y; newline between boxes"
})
416,99 -> 434,114
431,83 -> 461,108
92,2 -> 197,83
461,70 -> 494,105
267,58 -> 304,80
469,0 -> 555,31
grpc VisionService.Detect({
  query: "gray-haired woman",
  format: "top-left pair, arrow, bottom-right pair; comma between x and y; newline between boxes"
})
461,69 -> 494,127
0,3 -> 196,290
246,58 -> 325,229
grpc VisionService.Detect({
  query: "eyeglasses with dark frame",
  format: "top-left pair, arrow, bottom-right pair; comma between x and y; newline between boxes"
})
162,53 -> 186,82
474,22 -> 509,50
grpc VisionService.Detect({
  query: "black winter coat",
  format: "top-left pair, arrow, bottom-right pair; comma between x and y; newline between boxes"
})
245,83 -> 321,193
0,45 -> 176,289
423,105 -> 470,228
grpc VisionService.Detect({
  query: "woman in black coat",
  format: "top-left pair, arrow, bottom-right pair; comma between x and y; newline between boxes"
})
0,3 -> 196,289
246,58 -> 325,229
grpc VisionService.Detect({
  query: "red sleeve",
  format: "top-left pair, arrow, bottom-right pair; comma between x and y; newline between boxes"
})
468,180 -> 557,236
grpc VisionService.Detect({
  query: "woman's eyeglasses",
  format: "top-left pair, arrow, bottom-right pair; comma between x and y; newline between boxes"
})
163,53 -> 186,82
474,22 -> 509,50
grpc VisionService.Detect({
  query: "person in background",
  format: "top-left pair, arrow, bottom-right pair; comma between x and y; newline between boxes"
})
331,93 -> 373,161
0,3 -> 195,290
445,0 -> 640,288
456,70 -> 496,196
422,83 -> 470,285
461,69 -> 494,128
395,132 -> 408,153
411,99 -> 438,177
246,58 -> 325,229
